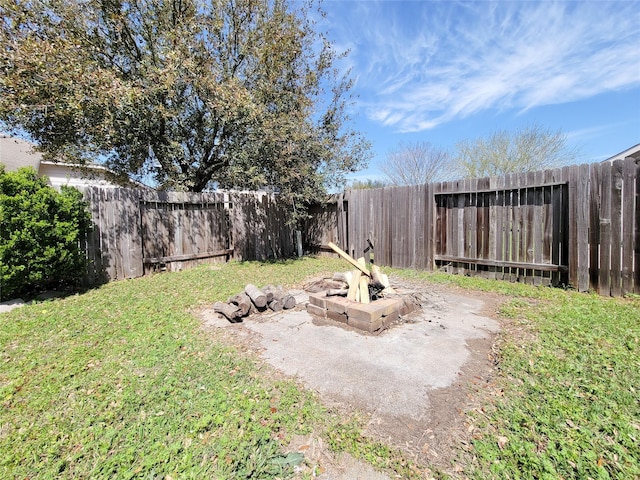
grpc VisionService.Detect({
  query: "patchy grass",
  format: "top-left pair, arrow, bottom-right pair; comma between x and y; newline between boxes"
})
392,269 -> 640,479
3,257 -> 638,479
1,258 -> 333,479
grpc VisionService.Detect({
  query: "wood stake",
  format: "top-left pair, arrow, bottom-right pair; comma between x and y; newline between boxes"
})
347,269 -> 361,300
327,242 -> 371,276
357,257 -> 370,303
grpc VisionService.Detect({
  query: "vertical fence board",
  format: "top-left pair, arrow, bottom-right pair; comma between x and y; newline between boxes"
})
542,170 -> 553,285
550,169 -> 563,286
524,172 -> 535,283
577,164 -> 590,292
599,163 -> 612,295
532,171 -> 543,285
621,159 -> 635,294
589,163 -> 602,292
610,160 -> 624,297
487,177 -> 498,279
424,183 -> 434,270
635,158 -> 640,294
566,165 -> 581,288
495,175 -> 506,279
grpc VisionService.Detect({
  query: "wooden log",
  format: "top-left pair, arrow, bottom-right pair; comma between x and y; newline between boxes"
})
332,271 -> 353,285
213,301 -> 240,322
262,285 -> 277,303
326,288 -> 348,296
228,293 -> 252,316
370,264 -> 386,289
245,284 -> 267,308
327,242 -> 371,276
347,269 -> 362,300
282,294 -> 296,309
268,298 -> 283,311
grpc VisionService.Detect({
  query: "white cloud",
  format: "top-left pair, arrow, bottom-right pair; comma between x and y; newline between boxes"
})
325,0 -> 640,132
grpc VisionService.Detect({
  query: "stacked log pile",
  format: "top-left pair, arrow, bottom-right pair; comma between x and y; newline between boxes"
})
213,284 -> 296,322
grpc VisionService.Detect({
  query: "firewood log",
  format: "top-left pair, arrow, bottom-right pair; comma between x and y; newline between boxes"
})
268,299 -> 283,311
332,272 -> 353,285
326,288 -> 348,296
228,293 -> 252,316
245,284 -> 267,308
282,294 -> 296,309
262,285 -> 278,303
213,301 -> 240,322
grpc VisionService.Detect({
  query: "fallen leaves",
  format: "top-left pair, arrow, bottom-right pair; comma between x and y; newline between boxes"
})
497,436 -> 509,450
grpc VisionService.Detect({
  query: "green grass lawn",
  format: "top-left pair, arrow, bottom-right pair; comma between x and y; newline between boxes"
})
395,268 -> 640,479
1,257 -> 639,479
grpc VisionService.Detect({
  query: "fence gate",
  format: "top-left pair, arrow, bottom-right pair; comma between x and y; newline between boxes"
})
139,191 -> 233,273
434,176 -> 569,285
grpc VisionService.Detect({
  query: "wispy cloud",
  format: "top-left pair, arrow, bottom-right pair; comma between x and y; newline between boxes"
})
324,0 -> 640,132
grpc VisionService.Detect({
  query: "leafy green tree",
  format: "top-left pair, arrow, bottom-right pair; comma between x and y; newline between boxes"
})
0,0 -> 369,213
0,166 -> 92,300
454,123 -> 579,178
381,141 -> 451,186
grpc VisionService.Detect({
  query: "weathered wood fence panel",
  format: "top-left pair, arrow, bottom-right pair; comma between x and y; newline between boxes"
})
231,192 -> 295,261
83,187 -> 143,283
332,158 -> 638,296
434,177 -> 569,285
139,190 -> 232,273
82,188 -> 296,283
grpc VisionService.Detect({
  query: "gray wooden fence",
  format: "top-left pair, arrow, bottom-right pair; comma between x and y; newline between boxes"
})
323,158 -> 639,296
81,157 -> 639,297
81,188 -> 296,284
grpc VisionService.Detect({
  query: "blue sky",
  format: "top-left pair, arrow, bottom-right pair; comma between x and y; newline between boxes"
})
316,0 -> 640,183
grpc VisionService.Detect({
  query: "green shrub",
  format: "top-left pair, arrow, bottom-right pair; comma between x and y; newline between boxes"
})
0,166 -> 92,300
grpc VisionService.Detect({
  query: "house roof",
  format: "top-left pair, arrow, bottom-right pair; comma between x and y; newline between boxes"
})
602,143 -> 640,163
0,136 -> 43,171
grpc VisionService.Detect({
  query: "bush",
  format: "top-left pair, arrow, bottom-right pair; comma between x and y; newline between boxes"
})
0,166 -> 92,301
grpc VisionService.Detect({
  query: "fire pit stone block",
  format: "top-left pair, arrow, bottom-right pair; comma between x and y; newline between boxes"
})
306,303 -> 326,318
325,297 -> 348,314
308,292 -> 327,309
348,316 -> 383,333
346,298 -> 403,322
326,310 -> 348,324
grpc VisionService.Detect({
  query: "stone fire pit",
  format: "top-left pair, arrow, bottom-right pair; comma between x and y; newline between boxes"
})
306,290 -> 420,333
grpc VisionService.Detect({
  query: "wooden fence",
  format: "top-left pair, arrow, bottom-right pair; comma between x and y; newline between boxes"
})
324,157 -> 639,296
81,188 -> 296,284
81,157 -> 639,297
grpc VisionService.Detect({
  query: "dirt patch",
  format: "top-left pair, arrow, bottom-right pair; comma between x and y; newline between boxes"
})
199,277 -> 505,478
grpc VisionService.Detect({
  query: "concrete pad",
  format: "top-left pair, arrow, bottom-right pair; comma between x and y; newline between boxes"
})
240,292 -> 499,423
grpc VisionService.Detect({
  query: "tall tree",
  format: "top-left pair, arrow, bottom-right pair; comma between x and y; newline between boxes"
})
454,123 -> 579,178
0,0 -> 369,211
381,141 -> 450,186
